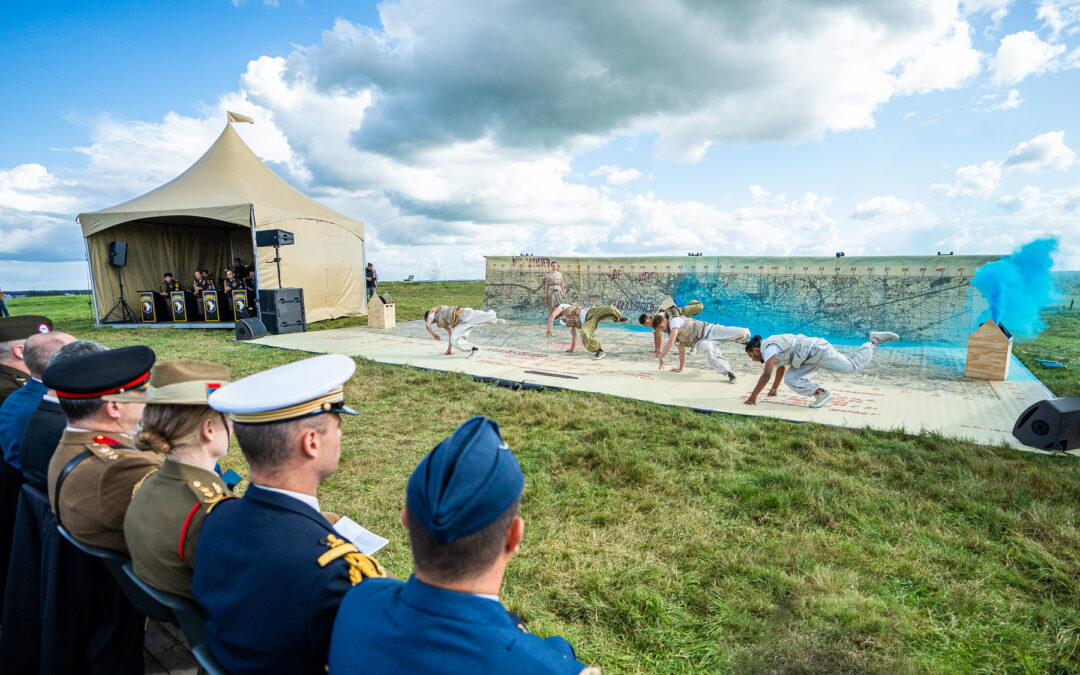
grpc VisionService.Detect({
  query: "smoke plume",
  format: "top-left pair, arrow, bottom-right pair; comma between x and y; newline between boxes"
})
971,238 -> 1060,339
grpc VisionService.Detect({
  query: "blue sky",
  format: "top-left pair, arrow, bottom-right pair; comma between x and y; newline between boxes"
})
2,0 -> 1079,289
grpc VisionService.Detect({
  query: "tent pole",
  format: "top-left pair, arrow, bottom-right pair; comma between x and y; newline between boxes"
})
361,239 -> 368,315
248,205 -> 260,318
82,232 -> 100,323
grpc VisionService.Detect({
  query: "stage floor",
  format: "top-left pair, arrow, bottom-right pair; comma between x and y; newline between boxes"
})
246,320 -> 1055,451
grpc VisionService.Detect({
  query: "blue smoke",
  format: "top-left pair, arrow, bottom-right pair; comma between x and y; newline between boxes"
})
971,238 -> 1060,339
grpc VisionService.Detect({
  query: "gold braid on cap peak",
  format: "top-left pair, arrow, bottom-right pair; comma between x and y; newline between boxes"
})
228,386 -> 346,424
318,533 -> 386,585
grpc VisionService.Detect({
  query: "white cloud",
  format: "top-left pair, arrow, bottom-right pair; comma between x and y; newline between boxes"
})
1003,130 -> 1077,172
933,161 -> 1002,197
589,165 -> 642,185
851,196 -> 925,219
991,88 -> 1025,110
1037,0 -> 1080,37
895,21 -> 983,95
303,1 -> 985,162
0,164 -> 79,213
998,185 -> 1044,211
990,30 -> 1067,85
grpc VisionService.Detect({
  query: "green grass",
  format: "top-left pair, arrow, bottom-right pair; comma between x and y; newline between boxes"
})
9,288 -> 1080,673
1014,312 -> 1080,397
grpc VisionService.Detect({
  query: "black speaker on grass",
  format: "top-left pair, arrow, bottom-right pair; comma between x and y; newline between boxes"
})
235,318 -> 268,341
258,288 -> 306,335
108,241 -> 127,266
1013,396 -> 1080,452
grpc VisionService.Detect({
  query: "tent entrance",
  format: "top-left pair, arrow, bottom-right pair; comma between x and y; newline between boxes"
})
86,217 -> 253,324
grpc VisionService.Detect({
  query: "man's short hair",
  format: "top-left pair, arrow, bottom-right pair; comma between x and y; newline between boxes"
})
23,333 -> 70,379
0,339 -> 22,360
50,340 -> 108,422
406,498 -> 520,584
164,273 -> 174,278
234,414 -> 330,471
638,314 -> 650,326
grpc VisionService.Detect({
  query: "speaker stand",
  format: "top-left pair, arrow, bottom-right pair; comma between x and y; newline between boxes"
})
101,266 -> 140,324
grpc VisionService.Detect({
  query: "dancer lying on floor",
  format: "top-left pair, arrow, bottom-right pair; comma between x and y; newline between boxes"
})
652,315 -> 749,382
638,297 -> 704,355
425,305 -> 499,357
546,303 -> 628,360
743,331 -> 899,408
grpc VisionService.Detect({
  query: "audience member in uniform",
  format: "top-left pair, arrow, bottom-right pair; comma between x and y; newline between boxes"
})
0,316 -> 55,616
0,315 -> 52,405
20,340 -> 106,491
45,345 -> 162,554
329,416 -> 595,675
193,354 -> 386,675
124,360 -> 233,598
0,331 -> 75,470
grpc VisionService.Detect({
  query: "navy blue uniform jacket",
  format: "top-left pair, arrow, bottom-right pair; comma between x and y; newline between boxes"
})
192,485 -> 381,675
329,576 -> 587,674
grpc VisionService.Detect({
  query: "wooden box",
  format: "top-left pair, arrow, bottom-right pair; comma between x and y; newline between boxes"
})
965,320 -> 1012,380
368,294 -> 396,329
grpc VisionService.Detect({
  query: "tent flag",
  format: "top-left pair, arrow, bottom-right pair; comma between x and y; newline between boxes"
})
227,111 -> 254,124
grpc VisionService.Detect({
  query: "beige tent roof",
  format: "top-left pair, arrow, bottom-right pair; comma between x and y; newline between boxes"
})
78,123 -> 364,238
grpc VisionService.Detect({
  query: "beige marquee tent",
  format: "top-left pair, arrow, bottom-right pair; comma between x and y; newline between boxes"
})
79,117 -> 366,324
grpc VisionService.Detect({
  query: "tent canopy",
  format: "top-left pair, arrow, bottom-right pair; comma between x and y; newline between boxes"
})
79,121 -> 366,323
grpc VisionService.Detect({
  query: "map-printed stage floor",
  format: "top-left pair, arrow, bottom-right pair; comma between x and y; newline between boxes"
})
246,320 -> 1053,451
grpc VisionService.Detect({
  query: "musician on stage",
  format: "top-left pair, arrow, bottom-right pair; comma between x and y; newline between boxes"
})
159,273 -> 182,297
223,269 -> 244,292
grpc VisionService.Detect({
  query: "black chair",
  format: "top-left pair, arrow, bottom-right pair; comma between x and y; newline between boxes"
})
119,563 -> 229,675
56,524 -> 175,624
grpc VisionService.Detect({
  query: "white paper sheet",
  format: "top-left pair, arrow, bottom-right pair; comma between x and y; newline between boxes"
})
334,517 -> 389,555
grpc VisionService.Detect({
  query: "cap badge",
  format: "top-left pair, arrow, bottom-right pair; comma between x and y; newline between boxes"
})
207,383 -> 221,395
36,323 -> 50,334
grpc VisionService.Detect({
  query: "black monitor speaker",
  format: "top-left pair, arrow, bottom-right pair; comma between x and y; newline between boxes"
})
108,241 -> 127,267
255,229 -> 294,247
1013,396 -> 1080,452
258,288 -> 306,335
235,318 -> 268,341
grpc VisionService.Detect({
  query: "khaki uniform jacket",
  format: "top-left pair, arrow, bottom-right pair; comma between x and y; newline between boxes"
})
673,318 -> 708,348
47,430 -> 164,554
562,304 -> 586,329
0,363 -> 28,406
430,306 -> 462,329
125,459 -> 232,597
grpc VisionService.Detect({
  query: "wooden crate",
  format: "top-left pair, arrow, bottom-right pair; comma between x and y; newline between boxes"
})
368,294 -> 396,329
965,319 -> 1012,380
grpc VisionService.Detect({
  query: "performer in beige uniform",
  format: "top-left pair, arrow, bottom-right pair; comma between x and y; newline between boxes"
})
744,331 -> 898,408
425,305 -> 500,357
653,315 -> 748,382
543,262 -> 566,312
546,303 -> 628,359
638,297 -> 704,355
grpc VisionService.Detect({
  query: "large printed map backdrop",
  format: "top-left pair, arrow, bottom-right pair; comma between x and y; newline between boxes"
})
482,254 -> 1000,343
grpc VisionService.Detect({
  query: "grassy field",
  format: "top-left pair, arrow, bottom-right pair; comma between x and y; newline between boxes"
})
8,287 -> 1080,673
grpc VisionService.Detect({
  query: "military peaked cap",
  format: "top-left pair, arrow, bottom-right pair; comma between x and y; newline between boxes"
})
42,345 -> 156,399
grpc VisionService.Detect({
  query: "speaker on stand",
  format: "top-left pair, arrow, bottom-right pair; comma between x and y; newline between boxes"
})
101,241 -> 139,323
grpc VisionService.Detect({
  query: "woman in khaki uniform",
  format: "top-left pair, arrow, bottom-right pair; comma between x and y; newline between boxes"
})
123,360 -> 233,597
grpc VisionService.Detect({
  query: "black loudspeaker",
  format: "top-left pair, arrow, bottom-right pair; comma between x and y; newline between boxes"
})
108,241 -> 127,266
255,229 -> 295,247
258,287 -> 306,335
1013,396 -> 1080,452
235,318 -> 268,341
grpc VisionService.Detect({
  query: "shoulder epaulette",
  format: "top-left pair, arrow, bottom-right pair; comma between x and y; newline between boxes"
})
317,533 -> 387,584
186,479 -> 228,509
131,467 -> 159,497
